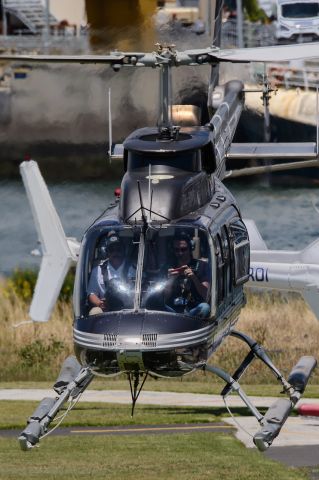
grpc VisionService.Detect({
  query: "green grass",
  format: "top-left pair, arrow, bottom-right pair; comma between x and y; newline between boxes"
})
0,434 -> 309,480
0,401 -> 266,430
0,401 -> 312,479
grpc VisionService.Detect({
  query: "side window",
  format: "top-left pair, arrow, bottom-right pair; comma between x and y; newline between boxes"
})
229,220 -> 250,285
214,234 -> 224,304
221,226 -> 232,296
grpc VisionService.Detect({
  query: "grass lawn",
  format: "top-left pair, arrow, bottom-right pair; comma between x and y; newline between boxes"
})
0,433 -> 309,480
0,401 -> 314,479
0,401 -> 266,430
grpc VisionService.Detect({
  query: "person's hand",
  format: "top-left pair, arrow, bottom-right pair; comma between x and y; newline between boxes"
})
184,267 -> 195,279
168,265 -> 187,277
98,299 -> 106,310
89,293 -> 106,310
168,268 -> 178,277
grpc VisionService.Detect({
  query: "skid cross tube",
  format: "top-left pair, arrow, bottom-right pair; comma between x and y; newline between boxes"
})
220,350 -> 255,397
203,364 -> 264,422
230,330 -> 292,393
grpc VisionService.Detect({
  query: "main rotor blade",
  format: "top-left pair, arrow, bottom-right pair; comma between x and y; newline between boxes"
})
0,52 -> 162,67
0,53 -> 125,63
214,42 -> 319,63
1,42 -> 319,67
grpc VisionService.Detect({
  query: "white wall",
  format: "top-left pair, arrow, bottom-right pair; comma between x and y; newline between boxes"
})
46,0 -> 86,26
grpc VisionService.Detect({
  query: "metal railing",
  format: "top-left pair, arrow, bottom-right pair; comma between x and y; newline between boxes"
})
265,61 -> 319,90
221,20 -> 276,48
0,34 -> 89,54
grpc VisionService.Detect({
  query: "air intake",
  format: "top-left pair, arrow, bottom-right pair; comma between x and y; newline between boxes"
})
103,334 -> 117,348
142,334 -> 158,348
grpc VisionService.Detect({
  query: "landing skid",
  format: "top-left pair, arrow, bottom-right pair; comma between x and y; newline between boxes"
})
18,357 -> 93,451
200,330 -> 317,451
18,333 -> 316,452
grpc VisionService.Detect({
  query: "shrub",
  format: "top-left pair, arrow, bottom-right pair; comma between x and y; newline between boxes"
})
3,268 -> 75,303
18,336 -> 65,368
5,269 -> 37,302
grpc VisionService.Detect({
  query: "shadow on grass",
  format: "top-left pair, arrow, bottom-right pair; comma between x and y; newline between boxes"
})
63,403 -> 268,418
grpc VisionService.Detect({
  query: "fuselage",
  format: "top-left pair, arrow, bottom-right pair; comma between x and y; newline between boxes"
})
72,126 -> 250,377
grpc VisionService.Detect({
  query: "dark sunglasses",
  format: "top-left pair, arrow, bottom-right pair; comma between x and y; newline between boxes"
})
174,246 -> 188,253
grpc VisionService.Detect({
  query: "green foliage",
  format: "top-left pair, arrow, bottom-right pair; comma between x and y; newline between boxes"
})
244,0 -> 268,22
59,269 -> 75,302
5,269 -> 37,301
4,268 -> 75,303
18,336 -> 65,368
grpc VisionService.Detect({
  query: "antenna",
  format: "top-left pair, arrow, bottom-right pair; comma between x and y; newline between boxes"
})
236,0 -> 244,48
137,181 -> 148,229
262,65 -> 271,143
316,87 -> 319,156
108,87 -> 112,160
148,164 -> 152,223
244,71 -> 276,144
44,0 -> 51,48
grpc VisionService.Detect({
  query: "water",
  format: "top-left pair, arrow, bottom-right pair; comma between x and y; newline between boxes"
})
1,178 -> 319,275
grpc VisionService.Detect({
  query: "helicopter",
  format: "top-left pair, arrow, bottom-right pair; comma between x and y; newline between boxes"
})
1,39 -> 319,453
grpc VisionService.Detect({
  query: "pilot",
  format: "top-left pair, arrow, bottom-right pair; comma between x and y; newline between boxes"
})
87,231 -> 135,315
165,232 -> 210,318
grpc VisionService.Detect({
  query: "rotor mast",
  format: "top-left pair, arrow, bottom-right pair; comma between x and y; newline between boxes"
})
156,44 -> 175,129
159,62 -> 172,128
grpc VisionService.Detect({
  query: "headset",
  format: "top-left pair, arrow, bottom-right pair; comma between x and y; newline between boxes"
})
96,231 -> 123,260
105,233 -> 122,249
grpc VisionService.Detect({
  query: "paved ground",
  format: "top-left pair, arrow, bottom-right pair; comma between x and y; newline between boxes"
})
0,422 -> 234,438
265,445 -> 319,467
224,416 -> 319,448
224,416 -> 319,466
1,389 -> 318,467
1,388 -> 319,408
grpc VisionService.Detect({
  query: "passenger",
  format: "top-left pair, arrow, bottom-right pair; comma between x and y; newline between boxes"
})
87,232 -> 135,315
165,233 -> 210,318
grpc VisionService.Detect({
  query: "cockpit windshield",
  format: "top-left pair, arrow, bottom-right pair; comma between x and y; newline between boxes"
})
140,227 -> 212,317
83,227 -> 139,314
77,225 -> 212,319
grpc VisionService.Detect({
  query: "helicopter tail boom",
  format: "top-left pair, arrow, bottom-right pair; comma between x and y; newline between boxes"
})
246,220 -> 319,320
20,160 -> 79,322
209,81 -> 244,180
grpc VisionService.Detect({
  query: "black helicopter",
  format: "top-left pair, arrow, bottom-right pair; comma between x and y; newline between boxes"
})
1,40 -> 319,453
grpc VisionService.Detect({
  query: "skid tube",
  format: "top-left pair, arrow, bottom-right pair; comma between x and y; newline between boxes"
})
201,330 -> 317,451
18,356 -> 94,451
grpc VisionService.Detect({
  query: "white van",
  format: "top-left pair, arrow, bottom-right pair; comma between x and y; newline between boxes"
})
275,0 -> 319,41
